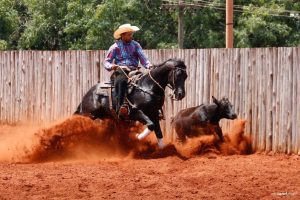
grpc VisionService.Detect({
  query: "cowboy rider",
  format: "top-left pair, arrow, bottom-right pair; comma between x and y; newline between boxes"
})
103,24 -> 153,117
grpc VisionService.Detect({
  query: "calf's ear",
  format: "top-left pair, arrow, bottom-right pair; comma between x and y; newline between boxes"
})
212,96 -> 220,106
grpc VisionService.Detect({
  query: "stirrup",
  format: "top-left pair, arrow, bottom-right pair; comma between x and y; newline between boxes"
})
118,104 -> 129,117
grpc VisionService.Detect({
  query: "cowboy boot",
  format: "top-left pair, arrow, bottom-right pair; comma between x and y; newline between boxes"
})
119,103 -> 129,117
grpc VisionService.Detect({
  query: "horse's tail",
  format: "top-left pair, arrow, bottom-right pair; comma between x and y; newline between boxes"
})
74,103 -> 82,115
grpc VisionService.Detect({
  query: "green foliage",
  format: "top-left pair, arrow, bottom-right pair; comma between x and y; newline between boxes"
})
18,0 -> 69,49
0,0 -> 19,49
236,2 -> 293,47
85,0 -> 177,49
63,0 -> 96,49
0,0 -> 299,50
0,40 -> 7,50
183,6 -> 225,48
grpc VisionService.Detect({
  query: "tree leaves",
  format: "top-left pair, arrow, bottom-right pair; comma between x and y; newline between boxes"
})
0,0 -> 299,50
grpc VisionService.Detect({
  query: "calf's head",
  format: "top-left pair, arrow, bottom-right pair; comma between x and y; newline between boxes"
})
212,96 -> 237,120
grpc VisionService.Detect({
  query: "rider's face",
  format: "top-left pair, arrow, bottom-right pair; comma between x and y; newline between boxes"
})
121,32 -> 133,43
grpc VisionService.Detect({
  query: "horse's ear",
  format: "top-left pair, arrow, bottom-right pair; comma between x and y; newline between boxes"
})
212,96 -> 220,106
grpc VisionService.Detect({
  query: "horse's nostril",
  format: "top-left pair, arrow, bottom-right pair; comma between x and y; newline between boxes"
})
178,93 -> 183,98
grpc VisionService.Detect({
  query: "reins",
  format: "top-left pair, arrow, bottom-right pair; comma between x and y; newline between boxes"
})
149,66 -> 186,92
118,65 -> 186,100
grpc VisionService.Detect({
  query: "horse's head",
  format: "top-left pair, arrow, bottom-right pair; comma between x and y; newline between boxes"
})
167,59 -> 188,100
212,96 -> 237,119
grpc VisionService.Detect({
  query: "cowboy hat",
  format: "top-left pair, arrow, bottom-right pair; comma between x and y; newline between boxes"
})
113,24 -> 140,39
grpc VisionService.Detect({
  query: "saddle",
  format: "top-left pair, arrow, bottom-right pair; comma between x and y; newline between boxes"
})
96,70 -> 143,116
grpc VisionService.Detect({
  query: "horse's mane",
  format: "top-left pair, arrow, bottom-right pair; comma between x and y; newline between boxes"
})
153,58 -> 186,69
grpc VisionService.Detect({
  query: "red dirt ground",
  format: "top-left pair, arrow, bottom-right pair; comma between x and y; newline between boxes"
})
0,116 -> 299,200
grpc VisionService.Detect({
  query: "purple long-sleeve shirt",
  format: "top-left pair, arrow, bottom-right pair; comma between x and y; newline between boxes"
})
103,40 -> 151,71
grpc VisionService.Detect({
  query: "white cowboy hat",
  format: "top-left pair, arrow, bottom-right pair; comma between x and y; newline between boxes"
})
113,24 -> 140,40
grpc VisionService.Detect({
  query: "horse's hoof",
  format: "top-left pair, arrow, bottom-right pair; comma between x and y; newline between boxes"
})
157,138 -> 165,149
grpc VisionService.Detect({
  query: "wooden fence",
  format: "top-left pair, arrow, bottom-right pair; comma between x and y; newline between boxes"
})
0,48 -> 299,154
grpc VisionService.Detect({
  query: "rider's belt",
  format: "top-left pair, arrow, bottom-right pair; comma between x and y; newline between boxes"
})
127,65 -> 139,71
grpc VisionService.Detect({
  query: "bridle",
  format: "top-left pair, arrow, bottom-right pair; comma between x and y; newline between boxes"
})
149,66 -> 186,100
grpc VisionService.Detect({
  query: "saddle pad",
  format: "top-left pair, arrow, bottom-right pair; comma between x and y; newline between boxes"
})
99,81 -> 114,89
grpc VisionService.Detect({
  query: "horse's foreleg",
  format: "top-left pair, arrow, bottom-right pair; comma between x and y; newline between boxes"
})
152,119 -> 165,149
131,110 -> 155,140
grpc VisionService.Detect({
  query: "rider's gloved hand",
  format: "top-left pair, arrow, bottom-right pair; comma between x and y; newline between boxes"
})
119,65 -> 131,72
146,63 -> 153,72
146,63 -> 153,69
111,65 -> 118,70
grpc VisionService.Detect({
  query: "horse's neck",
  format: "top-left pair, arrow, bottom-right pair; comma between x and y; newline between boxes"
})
148,66 -> 170,88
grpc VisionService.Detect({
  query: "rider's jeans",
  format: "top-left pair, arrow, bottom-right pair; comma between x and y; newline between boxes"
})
113,69 -> 129,110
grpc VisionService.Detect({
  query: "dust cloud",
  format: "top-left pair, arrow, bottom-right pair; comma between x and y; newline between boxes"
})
0,116 -> 252,163
176,119 -> 252,157
0,124 -> 40,162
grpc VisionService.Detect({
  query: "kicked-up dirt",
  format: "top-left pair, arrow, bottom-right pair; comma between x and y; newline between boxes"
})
0,116 -> 299,199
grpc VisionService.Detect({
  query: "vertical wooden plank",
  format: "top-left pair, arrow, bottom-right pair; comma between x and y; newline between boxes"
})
266,48 -> 273,152
250,48 -> 256,150
57,51 -> 63,119
0,52 -> 2,120
198,48 -> 203,103
245,49 -> 252,136
15,51 -> 19,122
67,50 -> 72,115
283,47 -> 290,153
29,51 -> 35,122
235,48 -> 240,119
3,51 -> 6,123
207,48 -> 213,103
5,51 -> 9,123
239,48 -> 244,119
278,47 -> 284,152
37,51 -> 42,123
69,51 -> 74,113
11,51 -> 16,124
13,51 -> 18,123
291,47 -> 296,154
61,50 -> 66,118
47,51 -> 51,121
5,51 -> 8,123
43,51 -> 46,122
0,52 -> 3,122
20,51 -> 25,122
261,48 -> 267,151
50,51 -> 55,121
275,47 -> 280,152
189,49 -> 196,107
8,51 -> 12,123
286,48 -> 293,154
296,47 -> 300,155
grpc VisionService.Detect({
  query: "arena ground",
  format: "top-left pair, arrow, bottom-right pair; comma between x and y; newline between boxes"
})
0,116 -> 299,199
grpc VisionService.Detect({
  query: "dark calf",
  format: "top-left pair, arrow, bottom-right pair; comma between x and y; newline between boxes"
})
172,96 -> 237,143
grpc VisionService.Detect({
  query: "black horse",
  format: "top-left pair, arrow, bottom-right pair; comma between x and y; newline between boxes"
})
75,59 -> 188,148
